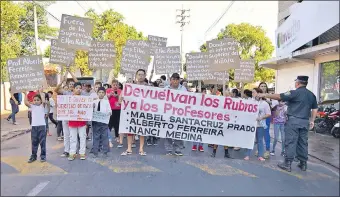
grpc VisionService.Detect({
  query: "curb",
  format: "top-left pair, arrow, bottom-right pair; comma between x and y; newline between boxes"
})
271,136 -> 339,169
1,128 -> 31,142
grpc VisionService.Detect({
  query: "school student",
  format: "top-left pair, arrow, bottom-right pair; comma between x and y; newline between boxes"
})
91,87 -> 111,157
23,88 -> 49,163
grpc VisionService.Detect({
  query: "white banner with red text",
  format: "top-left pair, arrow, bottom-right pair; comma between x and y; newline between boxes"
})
57,95 -> 94,121
119,84 -> 259,149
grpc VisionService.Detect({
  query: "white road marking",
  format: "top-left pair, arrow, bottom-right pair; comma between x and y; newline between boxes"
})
26,181 -> 50,196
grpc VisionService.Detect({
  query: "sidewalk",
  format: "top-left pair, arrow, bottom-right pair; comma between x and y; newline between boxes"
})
1,110 -> 31,142
270,125 -> 339,169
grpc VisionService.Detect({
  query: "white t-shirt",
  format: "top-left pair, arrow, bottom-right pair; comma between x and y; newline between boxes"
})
31,104 -> 46,126
257,100 -> 271,127
93,98 -> 111,115
49,98 -> 55,114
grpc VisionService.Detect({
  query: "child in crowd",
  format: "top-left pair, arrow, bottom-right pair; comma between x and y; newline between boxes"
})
68,82 -> 88,161
107,79 -> 122,147
23,87 -> 49,163
92,87 -> 111,157
44,92 -> 52,136
47,91 -> 58,128
271,101 -> 287,156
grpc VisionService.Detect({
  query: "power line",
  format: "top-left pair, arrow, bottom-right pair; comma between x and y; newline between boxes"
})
32,1 -> 61,22
76,1 -> 87,12
96,1 -> 104,12
204,1 -> 235,38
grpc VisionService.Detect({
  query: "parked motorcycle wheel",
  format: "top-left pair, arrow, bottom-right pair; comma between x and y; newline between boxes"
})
331,127 -> 340,138
315,122 -> 331,134
312,118 -> 324,131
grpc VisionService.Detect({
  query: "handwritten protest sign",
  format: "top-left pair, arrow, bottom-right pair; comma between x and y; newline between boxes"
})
119,84 -> 258,148
120,40 -> 151,73
186,52 -> 211,80
92,111 -> 110,124
57,95 -> 93,121
154,46 -> 181,75
7,56 -> 47,93
148,35 -> 167,55
50,39 -> 75,66
204,71 -> 230,85
58,14 -> 94,50
207,38 -> 240,71
234,60 -> 255,83
89,41 -> 116,69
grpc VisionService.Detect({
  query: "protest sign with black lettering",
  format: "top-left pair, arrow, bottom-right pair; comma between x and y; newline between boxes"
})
154,46 -> 181,75
119,84 -> 259,149
50,39 -> 75,66
120,46 -> 150,74
207,38 -> 240,71
58,14 -> 94,50
7,56 -> 47,93
234,60 -> 255,83
57,95 -> 93,121
148,35 -> 167,55
89,41 -> 116,69
92,111 -> 110,124
204,71 -> 230,85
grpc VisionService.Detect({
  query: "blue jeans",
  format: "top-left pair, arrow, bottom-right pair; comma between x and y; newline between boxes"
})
108,128 -> 112,141
7,100 -> 19,123
264,117 -> 271,151
246,127 -> 265,157
192,142 -> 203,146
272,123 -> 285,153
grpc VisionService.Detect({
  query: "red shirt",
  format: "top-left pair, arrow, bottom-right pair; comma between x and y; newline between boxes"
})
106,88 -> 121,110
27,91 -> 37,103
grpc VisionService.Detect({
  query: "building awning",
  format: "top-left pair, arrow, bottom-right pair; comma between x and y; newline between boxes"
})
260,40 -> 339,70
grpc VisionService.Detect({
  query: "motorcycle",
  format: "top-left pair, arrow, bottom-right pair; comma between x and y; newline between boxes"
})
315,110 -> 340,135
331,118 -> 340,138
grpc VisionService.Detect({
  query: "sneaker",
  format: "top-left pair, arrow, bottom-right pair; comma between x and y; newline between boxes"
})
166,152 -> 173,156
270,151 -> 275,156
198,146 -> 204,152
131,143 -> 136,148
13,122 -> 18,125
80,154 -> 86,160
147,142 -> 152,146
264,151 -> 270,159
174,151 -> 183,156
61,152 -> 69,157
68,154 -> 76,161
117,144 -> 123,148
192,145 -> 197,151
153,142 -> 158,146
40,158 -> 46,162
258,157 -> 266,161
27,157 -> 36,163
57,137 -> 63,141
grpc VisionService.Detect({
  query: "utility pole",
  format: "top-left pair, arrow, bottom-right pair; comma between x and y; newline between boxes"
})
176,5 -> 190,76
33,4 -> 41,55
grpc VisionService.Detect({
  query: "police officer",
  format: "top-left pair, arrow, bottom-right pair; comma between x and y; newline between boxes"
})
255,76 -> 318,172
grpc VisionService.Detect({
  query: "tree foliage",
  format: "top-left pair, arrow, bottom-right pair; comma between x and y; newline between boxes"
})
69,9 -> 146,77
1,1 -> 26,82
200,23 -> 275,87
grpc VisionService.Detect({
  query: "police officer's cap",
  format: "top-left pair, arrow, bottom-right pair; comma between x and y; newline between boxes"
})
295,76 -> 309,83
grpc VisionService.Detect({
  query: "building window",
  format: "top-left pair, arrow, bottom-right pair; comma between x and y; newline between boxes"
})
319,60 -> 340,102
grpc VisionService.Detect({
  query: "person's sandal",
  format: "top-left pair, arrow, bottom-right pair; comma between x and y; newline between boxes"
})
139,151 -> 147,156
121,151 -> 132,156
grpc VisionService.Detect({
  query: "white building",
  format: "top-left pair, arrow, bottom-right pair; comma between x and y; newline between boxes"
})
260,1 -> 339,102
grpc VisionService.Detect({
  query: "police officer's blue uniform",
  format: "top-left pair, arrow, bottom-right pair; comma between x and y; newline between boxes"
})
278,76 -> 318,172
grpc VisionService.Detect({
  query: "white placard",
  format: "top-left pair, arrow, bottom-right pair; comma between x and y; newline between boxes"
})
57,95 -> 93,121
119,84 -> 259,149
92,111 -> 110,124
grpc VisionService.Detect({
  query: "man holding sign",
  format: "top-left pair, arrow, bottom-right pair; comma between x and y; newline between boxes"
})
92,87 -> 111,157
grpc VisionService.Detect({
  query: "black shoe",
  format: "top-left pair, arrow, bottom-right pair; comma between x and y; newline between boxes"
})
224,149 -> 230,158
277,160 -> 292,172
297,161 -> 307,171
175,151 -> 183,156
40,158 -> 46,162
28,157 -> 37,163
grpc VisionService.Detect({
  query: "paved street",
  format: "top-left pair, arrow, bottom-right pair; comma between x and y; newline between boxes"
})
1,125 -> 339,196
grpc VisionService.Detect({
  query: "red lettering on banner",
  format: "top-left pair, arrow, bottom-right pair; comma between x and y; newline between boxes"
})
223,97 -> 258,113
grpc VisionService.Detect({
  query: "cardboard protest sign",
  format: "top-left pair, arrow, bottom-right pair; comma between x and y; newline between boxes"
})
88,41 -> 116,69
234,60 -> 255,83
148,35 -> 167,55
50,39 -> 75,66
92,111 -> 110,124
185,52 -> 211,80
207,38 -> 240,71
58,14 -> 94,50
120,46 -> 150,74
119,84 -> 258,149
57,95 -> 93,121
7,56 -> 47,93
204,71 -> 230,85
154,46 -> 181,75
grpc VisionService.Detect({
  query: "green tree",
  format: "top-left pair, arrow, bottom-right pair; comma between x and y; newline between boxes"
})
1,1 -> 26,82
44,45 -> 51,58
19,1 -> 58,55
200,23 -> 275,87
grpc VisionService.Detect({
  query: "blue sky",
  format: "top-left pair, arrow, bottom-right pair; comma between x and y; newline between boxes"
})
42,1 -> 278,56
